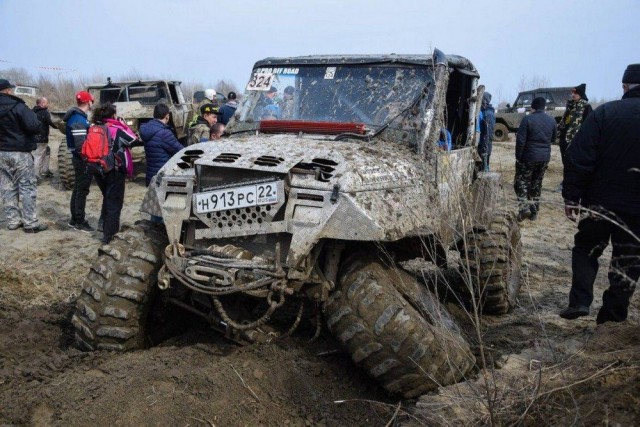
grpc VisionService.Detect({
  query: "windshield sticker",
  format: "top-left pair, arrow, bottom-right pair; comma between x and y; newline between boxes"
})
324,67 -> 336,80
246,73 -> 274,91
255,67 -> 299,75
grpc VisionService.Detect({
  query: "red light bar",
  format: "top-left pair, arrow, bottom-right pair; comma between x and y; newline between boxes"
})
258,120 -> 367,135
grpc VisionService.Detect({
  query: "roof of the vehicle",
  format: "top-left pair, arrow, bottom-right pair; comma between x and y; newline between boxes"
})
254,54 -> 478,75
518,87 -> 573,95
85,80 -> 181,88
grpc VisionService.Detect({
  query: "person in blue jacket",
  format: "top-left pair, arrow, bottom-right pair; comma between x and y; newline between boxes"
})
140,103 -> 184,187
63,90 -> 94,232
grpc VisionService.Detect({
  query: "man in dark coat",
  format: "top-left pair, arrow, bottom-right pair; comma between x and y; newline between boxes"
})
140,103 -> 185,186
218,91 -> 238,125
560,64 -> 640,323
0,79 -> 48,232
514,96 -> 556,221
32,97 -> 57,179
478,92 -> 496,171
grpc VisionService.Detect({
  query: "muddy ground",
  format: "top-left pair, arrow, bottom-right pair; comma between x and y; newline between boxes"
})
1,134 -> 639,426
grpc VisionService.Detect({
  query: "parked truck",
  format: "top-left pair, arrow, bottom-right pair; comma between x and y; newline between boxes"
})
53,79 -> 194,189
493,86 -> 573,141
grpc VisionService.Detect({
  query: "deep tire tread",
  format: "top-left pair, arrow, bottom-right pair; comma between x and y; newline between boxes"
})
72,220 -> 166,351
325,258 -> 475,398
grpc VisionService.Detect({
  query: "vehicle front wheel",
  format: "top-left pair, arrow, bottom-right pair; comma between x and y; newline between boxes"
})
324,256 -> 475,398
72,221 -> 166,351
492,123 -> 509,142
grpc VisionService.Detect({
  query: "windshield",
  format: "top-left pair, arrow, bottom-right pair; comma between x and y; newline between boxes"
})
88,82 -> 171,105
234,64 -> 433,132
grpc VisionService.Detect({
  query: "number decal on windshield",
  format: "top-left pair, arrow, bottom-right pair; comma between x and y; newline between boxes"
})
246,73 -> 274,91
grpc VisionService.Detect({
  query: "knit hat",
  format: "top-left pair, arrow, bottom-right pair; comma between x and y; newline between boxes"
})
482,92 -> 492,105
572,83 -> 588,101
531,97 -> 546,110
622,64 -> 640,84
0,79 -> 16,91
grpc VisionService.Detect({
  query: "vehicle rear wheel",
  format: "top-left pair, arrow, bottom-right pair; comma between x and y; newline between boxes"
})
458,208 -> 523,314
72,220 -> 167,351
56,139 -> 74,190
324,255 -> 475,398
493,123 -> 509,142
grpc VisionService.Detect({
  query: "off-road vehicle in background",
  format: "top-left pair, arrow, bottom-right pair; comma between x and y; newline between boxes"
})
72,50 -> 523,398
54,79 -> 193,189
493,86 -> 572,141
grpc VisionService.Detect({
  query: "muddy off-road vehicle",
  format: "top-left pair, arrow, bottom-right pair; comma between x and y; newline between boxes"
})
493,86 -> 572,141
54,79 -> 193,189
72,50 -> 523,398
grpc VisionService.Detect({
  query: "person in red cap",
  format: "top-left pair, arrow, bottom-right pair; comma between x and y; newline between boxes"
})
63,90 -> 95,232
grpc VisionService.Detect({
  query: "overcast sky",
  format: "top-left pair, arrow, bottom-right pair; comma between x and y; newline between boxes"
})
1,0 -> 638,103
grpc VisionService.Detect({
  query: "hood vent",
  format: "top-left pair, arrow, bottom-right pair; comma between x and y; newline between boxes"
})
213,153 -> 241,163
254,155 -> 285,167
292,159 -> 336,182
179,149 -> 204,168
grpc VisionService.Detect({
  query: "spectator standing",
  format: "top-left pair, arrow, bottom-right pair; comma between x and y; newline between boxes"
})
89,103 -> 137,244
188,103 -> 219,145
140,103 -> 184,186
32,97 -> 57,180
0,79 -> 48,232
218,91 -> 238,125
478,92 -> 496,171
559,64 -> 640,323
514,96 -> 556,222
278,86 -> 295,119
558,83 -> 593,168
64,90 -> 94,232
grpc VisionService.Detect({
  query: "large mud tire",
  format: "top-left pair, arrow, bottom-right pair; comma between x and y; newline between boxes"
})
459,209 -> 523,314
324,257 -> 475,398
493,123 -> 509,142
56,139 -> 74,190
71,220 -> 166,351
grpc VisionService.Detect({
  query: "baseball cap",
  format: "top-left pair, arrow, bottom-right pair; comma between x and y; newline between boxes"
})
200,103 -> 220,115
75,91 -> 94,104
0,79 -> 16,91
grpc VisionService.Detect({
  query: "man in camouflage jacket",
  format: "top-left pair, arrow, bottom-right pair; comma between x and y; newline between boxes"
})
558,83 -> 593,167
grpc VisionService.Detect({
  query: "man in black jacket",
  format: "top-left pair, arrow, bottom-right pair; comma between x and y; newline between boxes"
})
32,97 -> 57,179
514,96 -> 556,221
0,79 -> 48,232
560,64 -> 640,323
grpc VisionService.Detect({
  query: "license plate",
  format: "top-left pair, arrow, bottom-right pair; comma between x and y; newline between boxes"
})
194,182 -> 278,213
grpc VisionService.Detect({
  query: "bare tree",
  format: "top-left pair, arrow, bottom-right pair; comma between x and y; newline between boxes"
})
518,74 -> 551,91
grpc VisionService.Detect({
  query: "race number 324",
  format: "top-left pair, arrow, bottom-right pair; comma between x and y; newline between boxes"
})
246,73 -> 274,91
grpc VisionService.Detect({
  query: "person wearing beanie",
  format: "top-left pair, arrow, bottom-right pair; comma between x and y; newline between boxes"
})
558,83 -> 593,167
478,91 -> 496,171
560,64 -> 640,324
514,96 -> 556,222
218,91 -> 238,125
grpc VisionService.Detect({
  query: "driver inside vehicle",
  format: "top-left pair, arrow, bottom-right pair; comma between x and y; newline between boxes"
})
261,104 -> 280,121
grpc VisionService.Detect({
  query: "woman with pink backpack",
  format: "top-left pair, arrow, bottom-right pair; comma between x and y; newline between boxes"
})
87,103 -> 137,243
